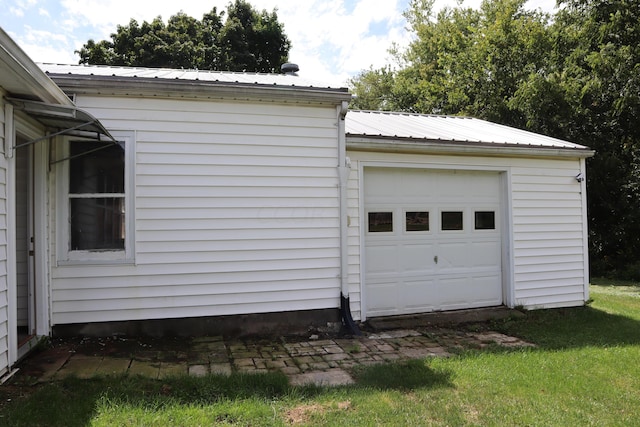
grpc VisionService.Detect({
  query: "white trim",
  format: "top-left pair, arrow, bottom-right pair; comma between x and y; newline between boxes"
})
3,104 -> 13,158
355,160 -> 509,173
7,111 -> 48,367
56,130 -> 136,264
580,158 -> 590,302
357,163 -> 367,321
347,138 -> 595,159
6,138 -> 17,367
502,169 -> 515,308
33,139 -> 50,335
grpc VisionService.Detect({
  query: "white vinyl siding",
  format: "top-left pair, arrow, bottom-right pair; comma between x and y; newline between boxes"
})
0,99 -> 9,375
50,97 -> 341,325
511,166 -> 587,307
347,150 -> 589,318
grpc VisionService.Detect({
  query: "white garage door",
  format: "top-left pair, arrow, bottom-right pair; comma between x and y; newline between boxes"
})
364,168 -> 503,317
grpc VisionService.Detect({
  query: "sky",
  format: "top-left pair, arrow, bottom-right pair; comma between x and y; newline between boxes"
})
1,0 -> 558,87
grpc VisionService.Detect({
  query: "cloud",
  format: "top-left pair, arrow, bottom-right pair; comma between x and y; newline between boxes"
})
23,25 -> 68,44
53,0 -> 411,86
251,0 -> 411,85
10,6 -> 25,17
9,0 -> 41,16
10,26 -> 77,64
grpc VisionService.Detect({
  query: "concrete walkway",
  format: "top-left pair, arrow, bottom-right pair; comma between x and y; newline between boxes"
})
15,328 -> 534,387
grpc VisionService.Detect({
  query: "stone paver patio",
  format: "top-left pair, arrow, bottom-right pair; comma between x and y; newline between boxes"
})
14,328 -> 535,386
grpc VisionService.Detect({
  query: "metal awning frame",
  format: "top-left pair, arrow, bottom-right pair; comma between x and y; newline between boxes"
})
7,97 -> 118,150
12,120 -> 108,150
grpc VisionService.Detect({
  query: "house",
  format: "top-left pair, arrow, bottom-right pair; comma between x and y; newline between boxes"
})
0,28 -> 594,378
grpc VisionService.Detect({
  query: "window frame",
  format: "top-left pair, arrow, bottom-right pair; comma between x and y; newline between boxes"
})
56,131 -> 135,264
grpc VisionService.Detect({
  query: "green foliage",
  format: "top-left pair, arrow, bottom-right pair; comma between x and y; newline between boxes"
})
76,1 -> 291,72
349,0 -> 640,275
218,0 -> 291,72
550,0 -> 640,274
351,0 -> 552,127
348,66 -> 397,110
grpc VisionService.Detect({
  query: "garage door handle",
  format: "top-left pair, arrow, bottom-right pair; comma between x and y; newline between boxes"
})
434,255 -> 438,264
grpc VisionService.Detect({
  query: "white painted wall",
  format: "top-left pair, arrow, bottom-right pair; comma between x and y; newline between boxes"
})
50,96 -> 342,325
346,150 -> 589,319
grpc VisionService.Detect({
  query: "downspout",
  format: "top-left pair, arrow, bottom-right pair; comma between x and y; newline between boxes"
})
337,101 -> 361,335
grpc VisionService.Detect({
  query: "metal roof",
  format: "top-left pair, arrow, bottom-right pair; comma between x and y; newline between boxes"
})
39,63 -> 347,91
346,110 -> 590,151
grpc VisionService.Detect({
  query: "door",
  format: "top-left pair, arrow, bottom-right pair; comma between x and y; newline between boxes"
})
15,137 -> 37,356
364,167 -> 503,317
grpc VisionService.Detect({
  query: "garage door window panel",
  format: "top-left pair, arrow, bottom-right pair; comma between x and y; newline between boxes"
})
368,212 -> 393,233
475,211 -> 496,230
406,211 -> 429,232
441,211 -> 463,231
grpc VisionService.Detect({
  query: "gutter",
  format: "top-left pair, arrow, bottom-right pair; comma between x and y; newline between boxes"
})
0,28 -> 72,105
347,137 -> 596,159
337,102 -> 361,335
47,74 -> 353,106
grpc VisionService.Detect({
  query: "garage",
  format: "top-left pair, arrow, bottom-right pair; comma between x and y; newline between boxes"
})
364,167 -> 503,317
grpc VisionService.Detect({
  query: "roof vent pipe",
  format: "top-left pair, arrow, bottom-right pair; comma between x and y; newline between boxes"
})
281,62 -> 299,75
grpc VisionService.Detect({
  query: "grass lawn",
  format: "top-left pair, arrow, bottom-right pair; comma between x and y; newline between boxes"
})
2,278 -> 639,426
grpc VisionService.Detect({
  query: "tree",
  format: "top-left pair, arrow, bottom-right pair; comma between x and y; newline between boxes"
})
349,66 -> 397,110
76,1 -> 291,72
351,0 -> 551,127
548,0 -> 640,274
349,0 -> 640,276
218,0 -> 291,72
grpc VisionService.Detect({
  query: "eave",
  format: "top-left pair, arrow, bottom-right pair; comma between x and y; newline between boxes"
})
0,28 -> 72,105
346,135 -> 596,159
46,73 -> 353,106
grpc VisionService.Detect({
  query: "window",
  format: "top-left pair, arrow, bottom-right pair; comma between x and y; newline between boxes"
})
58,131 -> 134,262
475,211 -> 496,230
69,141 -> 125,250
406,211 -> 429,231
368,212 -> 393,232
441,211 -> 463,231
